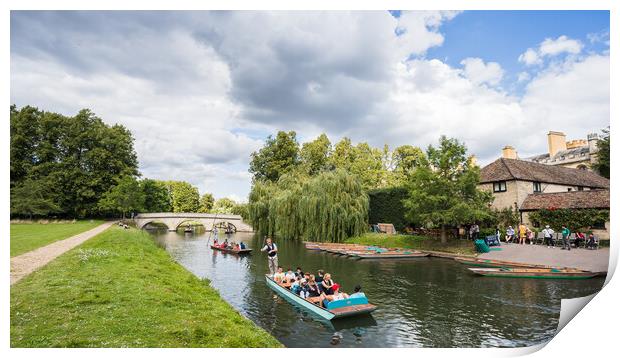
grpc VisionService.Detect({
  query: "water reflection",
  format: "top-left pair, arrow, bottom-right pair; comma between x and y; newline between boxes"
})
149,229 -> 604,348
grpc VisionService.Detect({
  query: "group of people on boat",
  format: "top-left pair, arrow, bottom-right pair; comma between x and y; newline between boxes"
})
273,266 -> 365,308
213,237 -> 246,251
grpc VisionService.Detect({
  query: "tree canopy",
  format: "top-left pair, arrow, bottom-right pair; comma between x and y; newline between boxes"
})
403,136 -> 493,243
249,131 -> 300,182
593,127 -> 609,179
198,193 -> 215,213
166,181 -> 200,212
98,176 -> 145,218
10,105 -> 139,218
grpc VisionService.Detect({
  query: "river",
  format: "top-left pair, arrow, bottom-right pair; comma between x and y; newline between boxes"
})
149,229 -> 604,348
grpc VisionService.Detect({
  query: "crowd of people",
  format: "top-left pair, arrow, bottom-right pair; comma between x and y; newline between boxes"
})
212,237 -> 247,251
272,266 -> 365,308
503,223 -> 597,250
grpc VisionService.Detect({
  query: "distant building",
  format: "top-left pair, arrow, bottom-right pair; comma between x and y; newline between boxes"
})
500,131 -> 600,170
478,158 -> 610,238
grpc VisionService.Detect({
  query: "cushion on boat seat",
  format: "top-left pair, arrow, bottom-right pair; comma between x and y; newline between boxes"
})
326,296 -> 369,310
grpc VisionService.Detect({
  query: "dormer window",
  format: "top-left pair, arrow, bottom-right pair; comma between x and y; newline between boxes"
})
533,182 -> 542,193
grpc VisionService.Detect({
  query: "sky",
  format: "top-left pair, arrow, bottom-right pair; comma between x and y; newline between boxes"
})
10,10 -> 610,202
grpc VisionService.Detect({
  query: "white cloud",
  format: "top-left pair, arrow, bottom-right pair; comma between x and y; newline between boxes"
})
519,35 -> 583,66
539,35 -> 583,56
518,48 -> 542,66
517,72 -> 531,82
460,57 -> 504,86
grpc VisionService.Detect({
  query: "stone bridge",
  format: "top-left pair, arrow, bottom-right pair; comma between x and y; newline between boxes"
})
134,213 -> 253,232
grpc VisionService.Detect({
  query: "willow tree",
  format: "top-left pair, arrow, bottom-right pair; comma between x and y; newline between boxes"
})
300,170 -> 368,242
248,169 -> 368,242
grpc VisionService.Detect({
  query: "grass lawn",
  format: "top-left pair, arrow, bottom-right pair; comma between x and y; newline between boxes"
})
346,233 -> 476,255
10,227 -> 282,348
10,220 -> 105,257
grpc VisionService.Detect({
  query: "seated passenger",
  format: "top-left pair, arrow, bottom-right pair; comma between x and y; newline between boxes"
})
307,275 -> 321,297
299,280 -> 310,299
273,266 -> 286,283
295,267 -> 304,279
321,273 -> 335,295
239,242 -> 246,250
321,284 -> 349,308
284,268 -> 296,283
290,277 -> 301,295
349,285 -> 366,298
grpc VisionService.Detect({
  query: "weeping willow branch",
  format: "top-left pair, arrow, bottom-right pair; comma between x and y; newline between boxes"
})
248,170 -> 368,242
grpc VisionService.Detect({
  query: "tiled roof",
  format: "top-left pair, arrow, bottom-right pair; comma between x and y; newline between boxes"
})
520,190 -> 610,211
527,146 -> 591,162
480,158 -> 610,188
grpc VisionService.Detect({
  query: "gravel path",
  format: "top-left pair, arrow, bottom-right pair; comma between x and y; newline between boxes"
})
10,221 -> 116,285
478,242 -> 610,272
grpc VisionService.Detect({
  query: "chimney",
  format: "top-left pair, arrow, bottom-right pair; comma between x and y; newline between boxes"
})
547,131 -> 567,157
587,133 -> 599,153
502,146 -> 517,159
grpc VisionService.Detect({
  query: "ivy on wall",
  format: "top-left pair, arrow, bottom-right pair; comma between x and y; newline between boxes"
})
527,208 -> 609,231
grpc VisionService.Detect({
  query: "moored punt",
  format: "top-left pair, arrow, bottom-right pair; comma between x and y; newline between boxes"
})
352,251 -> 430,259
467,267 -> 600,279
210,245 -> 252,255
454,257 -> 571,270
265,275 -> 377,320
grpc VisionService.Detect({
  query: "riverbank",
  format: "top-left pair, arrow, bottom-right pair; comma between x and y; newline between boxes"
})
10,220 -> 104,257
10,226 -> 282,347
346,233 -> 476,255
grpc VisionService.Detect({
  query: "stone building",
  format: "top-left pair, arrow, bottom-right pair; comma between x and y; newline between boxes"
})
500,131 -> 600,170
479,157 -> 610,238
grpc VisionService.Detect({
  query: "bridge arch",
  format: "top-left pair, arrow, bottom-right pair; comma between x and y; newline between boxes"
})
139,220 -> 170,230
134,213 -> 253,232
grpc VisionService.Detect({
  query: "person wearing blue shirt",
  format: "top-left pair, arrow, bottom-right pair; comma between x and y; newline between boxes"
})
349,285 -> 366,299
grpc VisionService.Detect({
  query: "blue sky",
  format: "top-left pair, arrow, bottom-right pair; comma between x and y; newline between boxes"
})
10,11 -> 610,200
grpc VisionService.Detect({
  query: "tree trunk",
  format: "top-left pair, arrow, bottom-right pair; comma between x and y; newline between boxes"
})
440,224 -> 448,244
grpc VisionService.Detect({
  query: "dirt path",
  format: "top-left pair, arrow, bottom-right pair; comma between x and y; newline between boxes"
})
10,221 -> 116,285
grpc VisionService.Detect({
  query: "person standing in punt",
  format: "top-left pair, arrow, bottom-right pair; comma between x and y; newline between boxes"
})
261,237 -> 279,275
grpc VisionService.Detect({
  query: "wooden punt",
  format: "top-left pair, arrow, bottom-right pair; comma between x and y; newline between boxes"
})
467,267 -> 599,279
454,257 -> 571,270
265,275 -> 377,320
352,251 -> 430,259
210,245 -> 252,255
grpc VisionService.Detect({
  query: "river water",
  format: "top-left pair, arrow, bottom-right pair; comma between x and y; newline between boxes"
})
150,229 -> 604,348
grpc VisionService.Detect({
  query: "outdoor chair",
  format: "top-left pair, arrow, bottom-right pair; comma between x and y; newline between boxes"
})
569,233 -> 576,248
536,232 -> 545,245
554,233 -> 564,247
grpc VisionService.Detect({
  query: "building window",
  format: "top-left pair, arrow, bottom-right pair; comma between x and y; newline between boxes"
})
577,186 -> 584,191
493,181 -> 507,192
568,188 -> 572,192
577,164 -> 588,170
533,182 -> 542,193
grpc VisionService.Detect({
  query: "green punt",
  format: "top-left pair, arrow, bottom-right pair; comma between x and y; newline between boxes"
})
265,275 -> 377,320
352,251 -> 430,259
468,267 -> 601,279
455,257 -> 570,270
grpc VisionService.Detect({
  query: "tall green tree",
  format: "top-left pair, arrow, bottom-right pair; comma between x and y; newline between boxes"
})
166,181 -> 200,212
142,179 -> 172,212
213,197 -> 237,214
593,127 -> 610,179
98,176 -> 145,219
10,105 -> 139,218
300,133 -> 332,175
10,177 -> 61,219
198,193 -> 215,213
391,145 -> 426,183
403,136 -> 493,243
329,138 -> 387,190
249,131 -> 300,182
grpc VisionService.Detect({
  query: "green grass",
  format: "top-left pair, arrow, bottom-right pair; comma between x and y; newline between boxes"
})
10,220 -> 105,257
10,227 -> 282,348
346,233 -> 476,255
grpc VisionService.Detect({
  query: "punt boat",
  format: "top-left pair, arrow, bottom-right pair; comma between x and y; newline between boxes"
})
351,251 -> 430,259
265,275 -> 377,320
454,257 -> 571,269
210,245 -> 252,255
467,267 -> 600,279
